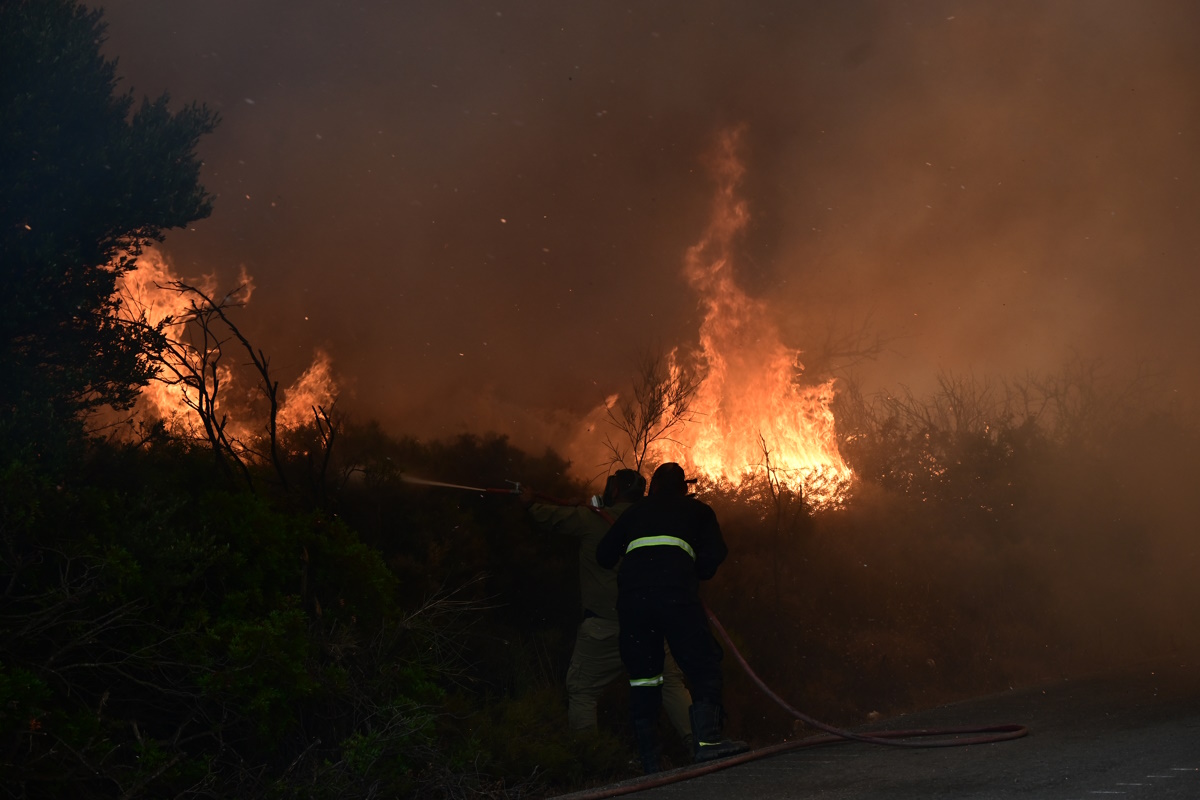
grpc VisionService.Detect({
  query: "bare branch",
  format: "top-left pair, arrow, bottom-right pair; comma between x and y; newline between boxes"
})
603,350 -> 702,471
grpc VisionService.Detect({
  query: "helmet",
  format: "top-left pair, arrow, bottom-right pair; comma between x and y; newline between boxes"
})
648,462 -> 687,497
603,468 -> 646,506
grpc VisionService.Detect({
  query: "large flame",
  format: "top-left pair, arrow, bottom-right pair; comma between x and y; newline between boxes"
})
115,247 -> 336,443
650,129 -> 853,508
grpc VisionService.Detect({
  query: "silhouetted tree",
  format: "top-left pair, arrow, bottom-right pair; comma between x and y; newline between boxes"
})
0,0 -> 217,454
603,350 -> 701,471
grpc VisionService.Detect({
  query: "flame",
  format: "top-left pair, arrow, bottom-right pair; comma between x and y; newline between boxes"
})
114,247 -> 335,442
650,128 -> 853,508
116,247 -> 223,438
277,348 -> 337,431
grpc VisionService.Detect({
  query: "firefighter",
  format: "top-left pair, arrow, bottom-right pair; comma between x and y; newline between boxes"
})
520,470 -> 693,749
596,462 -> 748,772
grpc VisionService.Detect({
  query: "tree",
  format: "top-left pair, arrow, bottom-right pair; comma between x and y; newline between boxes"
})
603,350 -> 702,471
0,0 -> 218,452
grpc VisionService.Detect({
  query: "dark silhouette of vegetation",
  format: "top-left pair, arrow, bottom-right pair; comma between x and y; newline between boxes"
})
9,347 -> 1196,798
122,278 -> 303,494
0,430 -> 607,798
0,5 -> 613,795
0,0 -> 217,458
602,350 -> 701,471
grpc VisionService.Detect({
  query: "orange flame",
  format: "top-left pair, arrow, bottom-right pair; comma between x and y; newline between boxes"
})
115,247 -> 335,442
116,247 -> 225,438
651,129 -> 853,507
277,349 -> 337,431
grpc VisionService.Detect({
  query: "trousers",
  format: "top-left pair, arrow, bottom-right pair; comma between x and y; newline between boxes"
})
565,616 -> 692,739
617,599 -> 724,722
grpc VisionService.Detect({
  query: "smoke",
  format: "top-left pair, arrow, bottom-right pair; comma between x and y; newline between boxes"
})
112,247 -> 336,441
94,0 -> 1200,703
752,3 -> 1200,397
699,397 -> 1200,733
96,0 -> 1200,445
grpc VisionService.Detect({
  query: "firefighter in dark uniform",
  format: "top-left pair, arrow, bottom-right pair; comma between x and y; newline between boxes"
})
520,470 -> 693,746
596,462 -> 748,772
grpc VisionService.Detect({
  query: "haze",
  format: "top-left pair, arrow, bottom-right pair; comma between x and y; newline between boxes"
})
97,0 -> 1200,452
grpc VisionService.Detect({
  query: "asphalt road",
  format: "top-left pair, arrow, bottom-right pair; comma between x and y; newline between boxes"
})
555,657 -> 1200,800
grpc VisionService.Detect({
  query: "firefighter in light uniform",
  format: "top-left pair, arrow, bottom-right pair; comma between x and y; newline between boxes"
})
596,462 -> 748,772
521,470 -> 693,747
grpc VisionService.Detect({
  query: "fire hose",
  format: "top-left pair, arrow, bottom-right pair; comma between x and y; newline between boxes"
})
550,606 -> 1027,800
402,475 -> 1029,796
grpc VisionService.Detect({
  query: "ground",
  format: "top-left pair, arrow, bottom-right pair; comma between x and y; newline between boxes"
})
555,656 -> 1200,799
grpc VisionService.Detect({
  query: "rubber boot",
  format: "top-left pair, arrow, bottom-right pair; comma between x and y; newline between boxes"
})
631,717 -> 662,774
689,701 -> 750,763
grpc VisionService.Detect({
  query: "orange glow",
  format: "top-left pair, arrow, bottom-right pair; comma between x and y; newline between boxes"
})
115,247 -> 336,442
116,247 -> 226,438
651,129 -> 853,508
277,348 -> 337,431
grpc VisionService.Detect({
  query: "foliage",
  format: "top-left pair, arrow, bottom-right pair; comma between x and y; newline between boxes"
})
329,428 -> 582,622
0,445 -> 418,796
7,351 -> 1197,797
0,0 -> 217,455
0,424 -> 626,798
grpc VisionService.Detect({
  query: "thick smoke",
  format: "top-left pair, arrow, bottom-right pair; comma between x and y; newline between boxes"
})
97,0 -> 1200,445
97,0 -> 1200,706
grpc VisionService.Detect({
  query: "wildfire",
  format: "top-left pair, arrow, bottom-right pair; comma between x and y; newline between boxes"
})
277,348 -> 337,431
115,247 -> 223,438
649,128 -> 853,508
114,247 -> 337,445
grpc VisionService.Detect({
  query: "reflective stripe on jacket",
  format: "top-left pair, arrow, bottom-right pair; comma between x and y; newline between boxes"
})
596,494 -> 728,606
626,535 -> 696,560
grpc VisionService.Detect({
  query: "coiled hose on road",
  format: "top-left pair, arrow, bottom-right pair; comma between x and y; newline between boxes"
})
552,604 -> 1028,799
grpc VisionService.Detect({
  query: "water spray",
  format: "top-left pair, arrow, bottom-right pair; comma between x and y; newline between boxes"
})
400,474 -> 521,495
401,473 -> 600,512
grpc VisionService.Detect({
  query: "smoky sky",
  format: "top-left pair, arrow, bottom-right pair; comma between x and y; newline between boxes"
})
97,0 -> 1200,451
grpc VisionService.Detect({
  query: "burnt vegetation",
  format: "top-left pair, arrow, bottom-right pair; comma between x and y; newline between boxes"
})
5,3 -> 1200,798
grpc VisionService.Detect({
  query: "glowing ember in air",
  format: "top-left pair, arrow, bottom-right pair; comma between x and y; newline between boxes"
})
651,128 -> 853,508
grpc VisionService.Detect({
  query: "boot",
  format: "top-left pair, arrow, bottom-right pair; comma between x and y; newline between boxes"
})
689,701 -> 750,763
631,717 -> 662,774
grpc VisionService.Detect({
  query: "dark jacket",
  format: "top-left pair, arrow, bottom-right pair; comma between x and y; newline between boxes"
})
596,494 -> 728,607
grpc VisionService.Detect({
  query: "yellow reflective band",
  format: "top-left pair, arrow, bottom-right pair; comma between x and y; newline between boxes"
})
629,675 -> 664,688
626,536 -> 696,560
